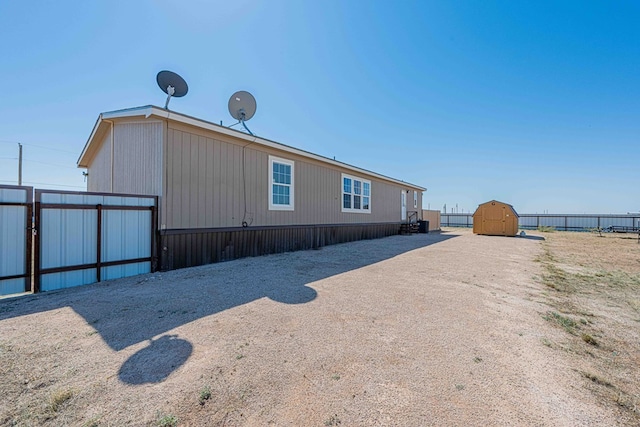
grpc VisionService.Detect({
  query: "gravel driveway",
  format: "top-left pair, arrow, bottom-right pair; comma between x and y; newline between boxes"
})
0,228 -> 623,426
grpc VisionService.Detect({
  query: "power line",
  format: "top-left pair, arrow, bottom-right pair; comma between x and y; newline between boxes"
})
21,143 -> 78,155
23,159 -> 77,169
0,140 -> 78,155
0,179 -> 85,189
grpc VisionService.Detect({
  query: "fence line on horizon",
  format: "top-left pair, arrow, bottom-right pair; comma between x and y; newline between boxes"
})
441,213 -> 640,232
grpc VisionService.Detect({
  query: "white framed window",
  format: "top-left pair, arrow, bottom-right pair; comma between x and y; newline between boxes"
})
413,191 -> 418,208
341,173 -> 371,213
269,156 -> 294,211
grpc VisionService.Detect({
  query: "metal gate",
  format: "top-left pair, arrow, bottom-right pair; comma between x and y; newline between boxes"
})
0,185 -> 33,296
1,185 -> 158,296
33,190 -> 158,292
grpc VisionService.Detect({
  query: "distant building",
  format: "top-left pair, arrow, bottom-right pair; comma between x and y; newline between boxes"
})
473,200 -> 519,236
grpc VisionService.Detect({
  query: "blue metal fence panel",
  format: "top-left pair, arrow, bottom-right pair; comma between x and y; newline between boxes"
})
36,190 -> 156,292
441,213 -> 640,232
0,185 -> 32,296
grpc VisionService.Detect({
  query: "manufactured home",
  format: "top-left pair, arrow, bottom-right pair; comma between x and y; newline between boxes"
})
77,106 -> 426,270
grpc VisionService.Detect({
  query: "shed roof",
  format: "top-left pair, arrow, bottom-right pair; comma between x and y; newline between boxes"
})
475,200 -> 520,216
77,105 -> 426,191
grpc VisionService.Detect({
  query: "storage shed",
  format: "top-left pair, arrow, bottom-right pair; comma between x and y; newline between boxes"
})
472,200 -> 519,236
77,105 -> 426,270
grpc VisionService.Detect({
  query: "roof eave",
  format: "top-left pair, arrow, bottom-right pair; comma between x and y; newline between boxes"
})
143,106 -> 427,191
77,114 -> 104,168
78,105 -> 427,191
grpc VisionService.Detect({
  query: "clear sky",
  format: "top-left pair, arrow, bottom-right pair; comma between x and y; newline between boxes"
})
1,1 -> 638,213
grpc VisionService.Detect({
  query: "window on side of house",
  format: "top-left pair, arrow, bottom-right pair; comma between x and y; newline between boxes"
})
269,156 -> 294,211
413,190 -> 418,208
342,173 -> 371,213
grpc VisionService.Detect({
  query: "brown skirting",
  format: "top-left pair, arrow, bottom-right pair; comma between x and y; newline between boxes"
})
159,222 -> 401,271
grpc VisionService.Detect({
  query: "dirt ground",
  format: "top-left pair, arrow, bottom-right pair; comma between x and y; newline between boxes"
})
1,228 -> 638,426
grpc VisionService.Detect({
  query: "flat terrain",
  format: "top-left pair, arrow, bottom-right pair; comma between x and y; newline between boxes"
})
1,228 -> 638,426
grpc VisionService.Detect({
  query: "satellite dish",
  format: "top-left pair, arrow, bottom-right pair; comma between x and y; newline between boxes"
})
228,90 -> 257,135
156,70 -> 188,109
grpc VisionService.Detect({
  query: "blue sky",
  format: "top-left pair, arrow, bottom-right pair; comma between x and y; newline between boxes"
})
0,1 -> 638,213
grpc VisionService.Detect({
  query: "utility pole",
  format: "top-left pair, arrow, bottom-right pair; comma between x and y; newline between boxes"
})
18,143 -> 22,186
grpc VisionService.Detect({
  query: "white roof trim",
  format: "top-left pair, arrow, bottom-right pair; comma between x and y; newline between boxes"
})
77,115 -> 103,167
86,105 -> 426,191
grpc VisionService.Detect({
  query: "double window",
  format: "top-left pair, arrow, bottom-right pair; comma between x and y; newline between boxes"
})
269,156 -> 294,211
342,173 -> 371,213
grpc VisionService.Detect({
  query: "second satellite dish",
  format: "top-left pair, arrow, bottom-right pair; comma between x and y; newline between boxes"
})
157,70 -> 188,109
228,91 -> 257,135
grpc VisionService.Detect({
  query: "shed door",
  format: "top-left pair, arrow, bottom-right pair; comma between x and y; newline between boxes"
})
482,204 -> 506,235
401,191 -> 407,221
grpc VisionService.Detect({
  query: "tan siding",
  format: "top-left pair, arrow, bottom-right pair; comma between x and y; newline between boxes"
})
204,136 -> 214,226
186,132 -> 195,226
160,121 -> 168,229
163,125 -> 421,229
112,122 -> 162,196
180,131 -> 190,226
252,147 -> 266,224
220,140 -> 230,226
232,144 -> 241,225
166,128 -> 180,228
421,210 -> 441,230
87,129 -> 112,192
197,135 -> 206,227
213,139 -> 222,225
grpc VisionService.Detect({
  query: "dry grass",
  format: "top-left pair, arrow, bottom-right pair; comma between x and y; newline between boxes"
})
537,231 -> 640,420
47,389 -> 74,413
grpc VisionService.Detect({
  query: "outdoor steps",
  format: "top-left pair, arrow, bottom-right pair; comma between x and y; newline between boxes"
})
400,223 -> 419,235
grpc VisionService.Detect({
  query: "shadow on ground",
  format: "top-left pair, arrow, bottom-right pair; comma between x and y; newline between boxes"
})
518,235 -> 546,241
0,232 -> 458,383
118,335 -> 193,384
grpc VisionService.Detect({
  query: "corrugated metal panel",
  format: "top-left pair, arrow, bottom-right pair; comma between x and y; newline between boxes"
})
101,209 -> 151,262
0,279 -> 24,296
538,216 -> 565,227
566,216 -> 599,229
36,190 -> 156,292
40,208 -> 97,291
102,195 -> 155,207
164,127 -> 417,229
41,270 -> 97,292
0,188 -> 28,203
601,217 -> 635,228
0,206 -> 27,295
101,261 -> 150,281
0,206 -> 27,272
160,223 -> 400,270
441,214 -> 473,227
518,216 -> 538,228
39,191 -> 154,207
0,186 -> 31,296
440,214 -> 640,231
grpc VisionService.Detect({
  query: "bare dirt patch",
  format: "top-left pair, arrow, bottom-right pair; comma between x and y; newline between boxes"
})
1,228 -> 637,426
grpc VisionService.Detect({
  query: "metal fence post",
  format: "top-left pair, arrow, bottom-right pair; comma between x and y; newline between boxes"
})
96,204 -> 102,283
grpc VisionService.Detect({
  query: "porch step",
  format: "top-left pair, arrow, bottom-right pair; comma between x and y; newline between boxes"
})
399,223 -> 419,235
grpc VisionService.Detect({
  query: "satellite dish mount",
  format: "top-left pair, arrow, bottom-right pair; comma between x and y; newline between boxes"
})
228,91 -> 257,135
156,70 -> 189,110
